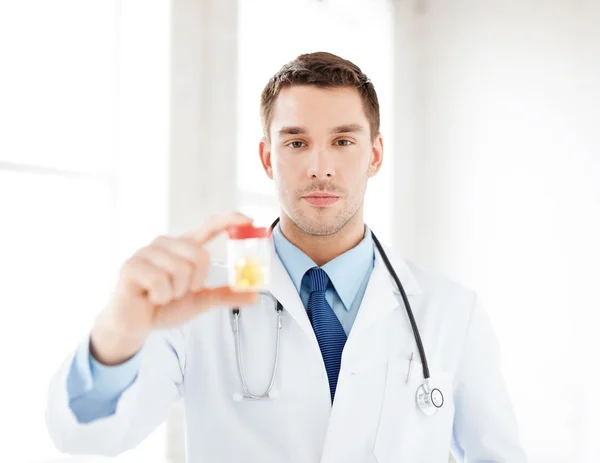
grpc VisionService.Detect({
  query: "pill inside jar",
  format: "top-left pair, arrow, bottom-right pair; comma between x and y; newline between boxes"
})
226,224 -> 270,292
234,257 -> 266,290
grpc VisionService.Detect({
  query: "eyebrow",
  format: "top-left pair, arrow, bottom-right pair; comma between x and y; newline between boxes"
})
330,123 -> 364,135
277,123 -> 364,137
277,126 -> 307,137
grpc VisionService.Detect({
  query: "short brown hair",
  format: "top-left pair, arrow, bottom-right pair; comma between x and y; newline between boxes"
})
260,52 -> 380,142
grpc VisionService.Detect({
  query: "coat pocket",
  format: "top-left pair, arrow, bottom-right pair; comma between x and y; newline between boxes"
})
374,353 -> 455,462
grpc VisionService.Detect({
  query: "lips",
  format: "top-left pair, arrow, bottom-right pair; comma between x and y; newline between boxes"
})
303,194 -> 340,207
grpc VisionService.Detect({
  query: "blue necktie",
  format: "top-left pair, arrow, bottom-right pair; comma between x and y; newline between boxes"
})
306,267 -> 347,404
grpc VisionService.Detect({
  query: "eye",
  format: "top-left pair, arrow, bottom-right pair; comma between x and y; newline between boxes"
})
286,141 -> 307,149
335,139 -> 353,147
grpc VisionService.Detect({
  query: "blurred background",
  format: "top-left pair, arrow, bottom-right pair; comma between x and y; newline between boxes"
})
1,0 -> 599,461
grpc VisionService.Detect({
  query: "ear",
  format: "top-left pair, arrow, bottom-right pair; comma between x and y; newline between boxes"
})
368,133 -> 384,177
259,138 -> 274,179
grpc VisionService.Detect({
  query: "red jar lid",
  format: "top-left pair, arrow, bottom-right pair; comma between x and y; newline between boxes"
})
227,223 -> 269,240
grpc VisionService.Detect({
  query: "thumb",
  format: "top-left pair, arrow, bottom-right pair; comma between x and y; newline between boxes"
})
198,286 -> 260,309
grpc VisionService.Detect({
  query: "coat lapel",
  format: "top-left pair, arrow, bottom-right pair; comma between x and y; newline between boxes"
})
349,244 -> 423,341
267,240 -> 317,342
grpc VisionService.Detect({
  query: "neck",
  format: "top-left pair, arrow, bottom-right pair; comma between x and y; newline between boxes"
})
278,211 -> 365,267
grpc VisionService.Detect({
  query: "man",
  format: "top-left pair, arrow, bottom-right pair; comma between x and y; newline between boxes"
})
46,52 -> 527,462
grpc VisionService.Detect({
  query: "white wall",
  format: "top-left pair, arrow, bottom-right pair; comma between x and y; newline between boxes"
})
391,0 -> 421,261
167,0 -> 239,461
394,1 -> 600,461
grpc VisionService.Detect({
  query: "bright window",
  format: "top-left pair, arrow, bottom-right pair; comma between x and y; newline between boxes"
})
0,1 -> 168,461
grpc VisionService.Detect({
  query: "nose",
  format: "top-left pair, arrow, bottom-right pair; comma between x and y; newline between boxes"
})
307,147 -> 335,179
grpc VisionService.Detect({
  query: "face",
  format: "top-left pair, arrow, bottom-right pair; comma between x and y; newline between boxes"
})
259,85 -> 383,236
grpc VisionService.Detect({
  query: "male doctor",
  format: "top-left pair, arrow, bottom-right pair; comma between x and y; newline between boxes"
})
46,52 -> 527,462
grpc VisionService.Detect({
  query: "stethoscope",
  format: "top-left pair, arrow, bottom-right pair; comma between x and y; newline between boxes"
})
231,218 -> 444,416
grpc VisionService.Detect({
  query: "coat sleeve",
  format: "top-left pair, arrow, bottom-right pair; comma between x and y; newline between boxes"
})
45,326 -> 187,457
451,297 -> 528,462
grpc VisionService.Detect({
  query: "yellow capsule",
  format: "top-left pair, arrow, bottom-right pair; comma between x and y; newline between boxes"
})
234,258 -> 265,289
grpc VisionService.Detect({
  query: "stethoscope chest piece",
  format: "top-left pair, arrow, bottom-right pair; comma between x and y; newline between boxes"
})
416,381 -> 444,416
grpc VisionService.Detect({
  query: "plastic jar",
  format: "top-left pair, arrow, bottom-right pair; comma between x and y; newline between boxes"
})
226,224 -> 270,292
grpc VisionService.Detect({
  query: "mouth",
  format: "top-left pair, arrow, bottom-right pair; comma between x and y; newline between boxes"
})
302,193 -> 340,207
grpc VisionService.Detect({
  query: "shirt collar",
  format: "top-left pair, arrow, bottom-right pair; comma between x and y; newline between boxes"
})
271,223 -> 375,311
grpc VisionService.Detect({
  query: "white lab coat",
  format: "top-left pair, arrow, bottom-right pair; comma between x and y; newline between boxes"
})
46,241 -> 527,462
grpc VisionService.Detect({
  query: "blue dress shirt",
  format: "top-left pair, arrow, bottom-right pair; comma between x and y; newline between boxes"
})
271,224 -> 374,336
67,337 -> 142,423
66,224 -> 375,422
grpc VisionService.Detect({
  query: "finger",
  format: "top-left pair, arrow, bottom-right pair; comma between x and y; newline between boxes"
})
153,286 -> 259,327
122,256 -> 173,306
151,236 -> 210,292
198,286 -> 260,309
136,246 -> 193,300
181,212 -> 253,246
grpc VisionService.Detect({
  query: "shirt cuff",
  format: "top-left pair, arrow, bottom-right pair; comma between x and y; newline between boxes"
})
67,335 -> 142,401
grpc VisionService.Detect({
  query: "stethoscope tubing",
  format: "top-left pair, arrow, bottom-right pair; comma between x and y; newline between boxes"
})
369,231 -> 431,380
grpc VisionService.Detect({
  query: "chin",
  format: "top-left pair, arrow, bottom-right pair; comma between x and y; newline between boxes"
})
293,207 -> 349,236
